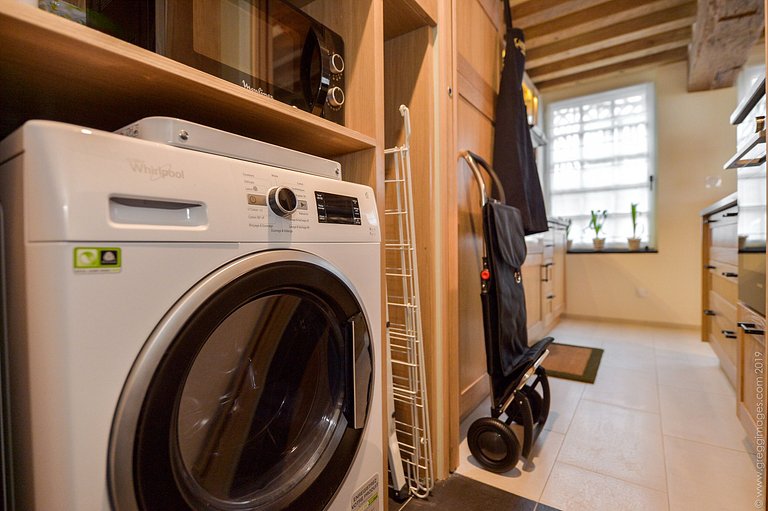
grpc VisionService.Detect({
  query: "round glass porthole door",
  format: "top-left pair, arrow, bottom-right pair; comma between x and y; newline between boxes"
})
108,252 -> 374,511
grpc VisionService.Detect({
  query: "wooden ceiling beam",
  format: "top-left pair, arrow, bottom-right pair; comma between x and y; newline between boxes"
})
687,0 -> 765,91
526,2 -> 696,68
537,46 -> 688,90
510,0 -> 612,28
523,0 -> 692,48
528,27 -> 691,82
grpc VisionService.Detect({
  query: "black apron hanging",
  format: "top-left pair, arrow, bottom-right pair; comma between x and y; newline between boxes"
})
492,0 -> 549,235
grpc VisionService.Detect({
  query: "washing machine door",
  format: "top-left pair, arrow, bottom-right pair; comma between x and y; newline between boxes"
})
109,251 -> 374,511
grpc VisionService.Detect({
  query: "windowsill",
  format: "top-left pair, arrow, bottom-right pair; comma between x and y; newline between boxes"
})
567,248 -> 658,254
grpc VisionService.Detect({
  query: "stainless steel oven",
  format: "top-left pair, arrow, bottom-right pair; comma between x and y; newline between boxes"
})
40,0 -> 346,125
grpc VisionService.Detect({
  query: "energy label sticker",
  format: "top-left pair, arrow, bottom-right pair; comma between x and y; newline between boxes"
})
351,474 -> 379,511
74,247 -> 122,273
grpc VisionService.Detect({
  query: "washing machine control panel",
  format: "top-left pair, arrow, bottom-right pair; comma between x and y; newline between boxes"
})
240,166 -> 375,242
314,191 -> 362,225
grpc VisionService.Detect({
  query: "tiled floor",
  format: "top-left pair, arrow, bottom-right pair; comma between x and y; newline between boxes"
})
453,319 -> 760,511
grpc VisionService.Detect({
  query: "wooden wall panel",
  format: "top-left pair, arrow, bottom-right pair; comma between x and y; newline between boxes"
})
383,24 -> 441,471
455,0 -> 503,424
456,93 -> 495,419
457,0 -> 501,94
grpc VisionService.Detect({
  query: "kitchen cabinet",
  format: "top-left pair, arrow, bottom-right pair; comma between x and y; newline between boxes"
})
541,220 -> 567,333
736,303 -> 765,453
523,248 -> 544,340
701,195 -> 739,387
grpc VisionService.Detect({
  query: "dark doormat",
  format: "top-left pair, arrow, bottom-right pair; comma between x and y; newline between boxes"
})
388,474 -> 561,511
541,342 -> 603,383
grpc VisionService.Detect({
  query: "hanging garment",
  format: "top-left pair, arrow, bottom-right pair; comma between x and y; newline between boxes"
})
492,0 -> 548,235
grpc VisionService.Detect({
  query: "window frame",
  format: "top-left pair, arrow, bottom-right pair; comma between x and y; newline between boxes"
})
544,82 -> 658,252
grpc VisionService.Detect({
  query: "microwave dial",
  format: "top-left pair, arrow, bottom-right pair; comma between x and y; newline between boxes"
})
330,53 -> 345,74
268,187 -> 298,217
328,87 -> 345,109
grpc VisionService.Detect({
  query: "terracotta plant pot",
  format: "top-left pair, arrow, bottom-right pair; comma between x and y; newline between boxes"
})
592,238 -> 605,251
627,237 -> 641,251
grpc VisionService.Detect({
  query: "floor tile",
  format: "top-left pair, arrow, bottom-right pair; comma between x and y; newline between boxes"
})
457,427 -> 565,503
542,377 -> 587,435
539,462 -> 668,511
557,400 -> 667,491
658,384 -> 751,452
664,436 -> 759,511
654,336 -> 715,357
582,365 -> 659,413
598,341 -> 657,374
656,349 -> 735,397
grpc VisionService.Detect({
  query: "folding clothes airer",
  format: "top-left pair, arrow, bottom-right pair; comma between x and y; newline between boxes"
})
384,105 -> 434,499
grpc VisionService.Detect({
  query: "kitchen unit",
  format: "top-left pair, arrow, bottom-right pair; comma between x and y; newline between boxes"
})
725,73 -> 766,452
700,193 -> 739,387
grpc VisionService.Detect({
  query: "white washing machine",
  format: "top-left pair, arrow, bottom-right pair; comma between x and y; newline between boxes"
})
0,121 -> 383,511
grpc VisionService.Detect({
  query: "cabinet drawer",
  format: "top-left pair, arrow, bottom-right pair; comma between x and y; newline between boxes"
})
709,313 -> 738,367
707,265 -> 739,302
708,290 -> 737,324
709,219 -> 738,266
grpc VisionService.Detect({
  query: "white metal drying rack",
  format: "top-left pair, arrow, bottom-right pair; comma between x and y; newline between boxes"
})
383,105 -> 434,499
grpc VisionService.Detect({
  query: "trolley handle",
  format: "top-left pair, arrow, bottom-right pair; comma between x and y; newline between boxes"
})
459,150 -> 507,207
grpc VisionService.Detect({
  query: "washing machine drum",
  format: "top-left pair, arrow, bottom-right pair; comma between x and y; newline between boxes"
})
109,252 -> 374,511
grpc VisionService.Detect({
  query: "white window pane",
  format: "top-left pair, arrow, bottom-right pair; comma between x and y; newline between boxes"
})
546,83 -> 655,248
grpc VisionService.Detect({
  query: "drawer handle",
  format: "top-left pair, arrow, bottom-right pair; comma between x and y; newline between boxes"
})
705,219 -> 719,223
722,212 -> 738,217
721,272 -> 738,278
704,309 -> 716,316
705,265 -> 716,269
738,322 -> 765,336
721,329 -> 737,339
544,243 -> 554,248
547,294 -> 555,299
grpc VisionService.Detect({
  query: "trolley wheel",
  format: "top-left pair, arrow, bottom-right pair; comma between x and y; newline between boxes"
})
467,417 -> 521,473
510,386 -> 543,424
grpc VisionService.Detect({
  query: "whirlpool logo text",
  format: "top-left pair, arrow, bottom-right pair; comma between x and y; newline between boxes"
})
128,159 -> 185,181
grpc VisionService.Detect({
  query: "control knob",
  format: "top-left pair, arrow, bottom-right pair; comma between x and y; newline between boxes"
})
330,53 -> 345,74
268,187 -> 298,217
327,87 -> 345,108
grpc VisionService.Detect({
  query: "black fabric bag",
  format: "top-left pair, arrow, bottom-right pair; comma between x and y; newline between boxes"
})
492,1 -> 548,235
481,201 -> 530,384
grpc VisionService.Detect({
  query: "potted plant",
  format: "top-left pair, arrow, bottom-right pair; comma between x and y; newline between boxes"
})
628,203 -> 641,251
588,209 -> 607,251
565,218 -> 573,251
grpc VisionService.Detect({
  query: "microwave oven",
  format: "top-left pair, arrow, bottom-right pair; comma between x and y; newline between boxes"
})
39,0 -> 346,125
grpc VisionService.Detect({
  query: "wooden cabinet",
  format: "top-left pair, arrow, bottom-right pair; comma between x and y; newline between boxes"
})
540,220 -> 567,333
736,303 -> 766,453
523,249 -> 544,339
701,195 -> 739,387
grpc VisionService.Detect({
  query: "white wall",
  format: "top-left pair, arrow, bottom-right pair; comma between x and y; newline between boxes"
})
542,60 -> 740,327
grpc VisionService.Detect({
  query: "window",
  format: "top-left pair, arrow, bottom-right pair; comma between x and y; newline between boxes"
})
545,83 -> 655,250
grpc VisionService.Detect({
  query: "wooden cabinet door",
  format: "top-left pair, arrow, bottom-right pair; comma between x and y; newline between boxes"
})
552,226 -> 566,318
737,303 -> 766,454
524,252 -> 544,341
455,0 -> 504,421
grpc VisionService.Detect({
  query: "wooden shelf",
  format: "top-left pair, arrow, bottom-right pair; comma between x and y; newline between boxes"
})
730,76 -> 765,125
383,0 -> 437,41
723,130 -> 766,169
0,2 -> 376,158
